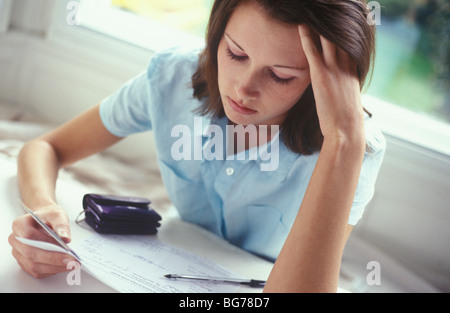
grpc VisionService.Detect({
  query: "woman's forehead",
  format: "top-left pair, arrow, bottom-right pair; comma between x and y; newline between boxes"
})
225,2 -> 307,68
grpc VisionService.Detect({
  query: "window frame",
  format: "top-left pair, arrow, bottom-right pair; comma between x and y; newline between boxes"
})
363,95 -> 450,157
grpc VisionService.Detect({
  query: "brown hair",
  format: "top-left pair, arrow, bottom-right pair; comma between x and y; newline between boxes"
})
192,0 -> 376,155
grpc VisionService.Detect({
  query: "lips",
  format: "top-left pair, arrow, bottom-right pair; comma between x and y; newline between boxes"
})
227,97 -> 257,115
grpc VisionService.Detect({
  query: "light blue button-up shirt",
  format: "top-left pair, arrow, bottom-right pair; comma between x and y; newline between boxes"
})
100,46 -> 386,261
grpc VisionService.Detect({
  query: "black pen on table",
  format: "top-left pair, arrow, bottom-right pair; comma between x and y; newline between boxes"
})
164,274 -> 266,288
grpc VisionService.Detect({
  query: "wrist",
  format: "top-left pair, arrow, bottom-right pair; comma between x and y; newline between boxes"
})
323,113 -> 365,148
322,131 -> 366,160
22,195 -> 58,213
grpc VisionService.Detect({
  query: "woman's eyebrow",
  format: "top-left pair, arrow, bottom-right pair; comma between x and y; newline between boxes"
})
272,65 -> 308,75
273,64 -> 303,70
225,32 -> 306,72
224,33 -> 245,52
272,65 -> 305,77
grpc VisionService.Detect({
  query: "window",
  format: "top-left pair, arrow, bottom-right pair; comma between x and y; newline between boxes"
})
78,0 -> 210,51
76,0 -> 450,154
367,0 -> 449,124
110,0 -> 213,38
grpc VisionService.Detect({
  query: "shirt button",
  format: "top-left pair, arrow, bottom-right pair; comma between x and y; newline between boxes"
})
226,167 -> 234,176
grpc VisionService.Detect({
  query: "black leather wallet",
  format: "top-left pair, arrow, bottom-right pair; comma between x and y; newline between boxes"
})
81,194 -> 162,235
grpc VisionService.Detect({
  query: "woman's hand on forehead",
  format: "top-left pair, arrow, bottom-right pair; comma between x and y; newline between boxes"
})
298,24 -> 364,144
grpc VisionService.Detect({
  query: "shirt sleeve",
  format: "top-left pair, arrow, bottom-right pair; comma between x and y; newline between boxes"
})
99,48 -> 171,137
348,118 -> 387,225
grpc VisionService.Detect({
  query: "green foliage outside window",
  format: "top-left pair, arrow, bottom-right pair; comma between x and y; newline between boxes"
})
370,0 -> 449,121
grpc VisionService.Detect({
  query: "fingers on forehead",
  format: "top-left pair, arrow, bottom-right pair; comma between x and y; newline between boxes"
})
298,25 -> 322,67
299,24 -> 356,72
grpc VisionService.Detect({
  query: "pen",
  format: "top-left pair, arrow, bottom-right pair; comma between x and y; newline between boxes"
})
20,200 -> 82,262
164,274 -> 266,288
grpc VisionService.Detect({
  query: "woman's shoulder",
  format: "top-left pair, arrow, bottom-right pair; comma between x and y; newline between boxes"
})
146,45 -> 204,78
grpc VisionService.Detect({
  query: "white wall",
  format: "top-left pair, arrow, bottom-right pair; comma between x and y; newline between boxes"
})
1,0 -> 449,291
354,136 -> 450,291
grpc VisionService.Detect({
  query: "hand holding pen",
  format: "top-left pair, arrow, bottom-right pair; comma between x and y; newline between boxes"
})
8,200 -> 78,278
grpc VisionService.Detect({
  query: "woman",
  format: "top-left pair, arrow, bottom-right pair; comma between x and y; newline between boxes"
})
9,0 -> 385,292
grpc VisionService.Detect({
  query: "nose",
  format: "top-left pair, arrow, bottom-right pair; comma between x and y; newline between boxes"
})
234,67 -> 259,101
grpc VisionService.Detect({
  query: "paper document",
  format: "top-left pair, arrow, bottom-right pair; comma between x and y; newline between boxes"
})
18,233 -> 242,293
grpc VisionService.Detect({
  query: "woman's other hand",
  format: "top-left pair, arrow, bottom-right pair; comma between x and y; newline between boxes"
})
298,24 -> 365,146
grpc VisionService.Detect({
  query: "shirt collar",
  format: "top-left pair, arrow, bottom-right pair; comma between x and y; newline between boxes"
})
200,115 -> 299,182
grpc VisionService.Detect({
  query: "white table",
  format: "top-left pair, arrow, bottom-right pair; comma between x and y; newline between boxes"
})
0,156 -> 274,293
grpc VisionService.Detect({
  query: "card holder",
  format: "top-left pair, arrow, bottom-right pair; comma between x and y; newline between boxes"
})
79,194 -> 162,235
